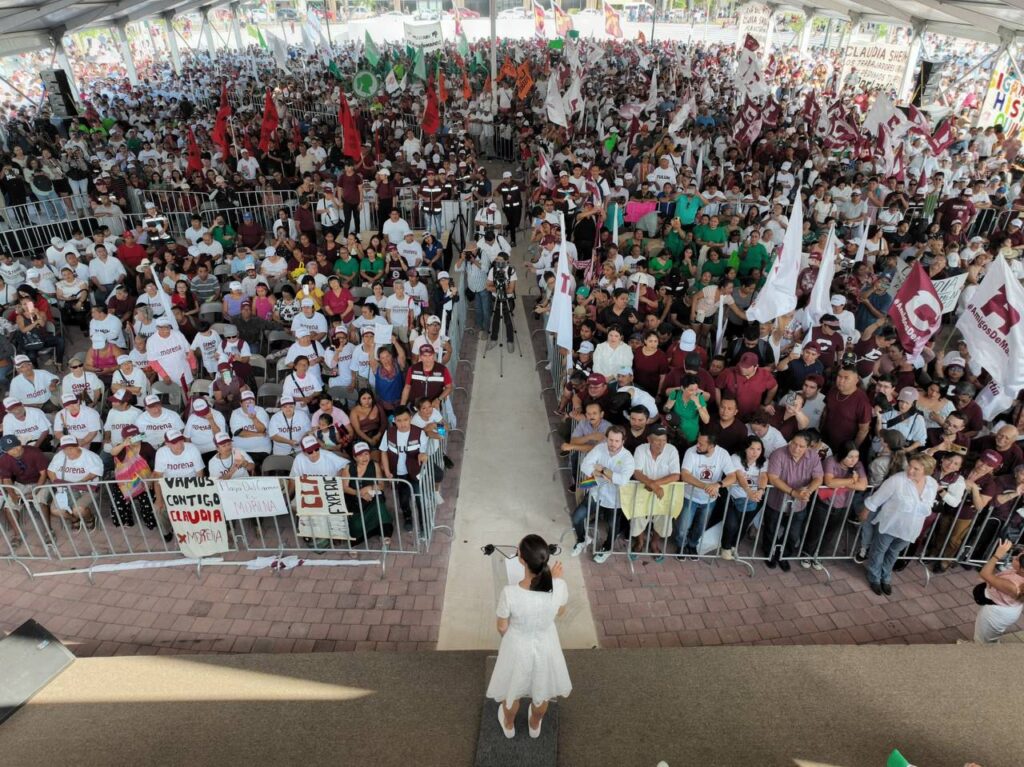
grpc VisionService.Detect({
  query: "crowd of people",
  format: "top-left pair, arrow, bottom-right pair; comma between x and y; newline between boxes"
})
0,26 -> 1022,640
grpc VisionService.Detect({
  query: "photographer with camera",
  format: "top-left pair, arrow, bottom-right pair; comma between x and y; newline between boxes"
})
486,249 -> 518,348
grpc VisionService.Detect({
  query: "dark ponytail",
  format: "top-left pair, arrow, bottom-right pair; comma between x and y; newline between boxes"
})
519,534 -> 555,593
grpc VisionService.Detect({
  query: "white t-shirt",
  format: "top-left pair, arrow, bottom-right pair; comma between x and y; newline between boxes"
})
681,444 -> 733,504
633,443 -> 681,481
134,408 -> 185,447
411,410 -> 444,455
10,370 -> 58,407
291,311 -> 328,339
90,313 -> 126,348
184,410 -> 228,453
282,369 -> 324,405
48,449 -> 103,483
147,330 -> 193,386
268,409 -> 312,455
229,406 -> 272,455
207,448 -> 255,479
381,428 -> 429,476
55,405 -> 102,445
290,450 -> 349,477
324,343 -> 356,389
3,407 -> 50,444
61,371 -> 102,402
103,406 -> 141,448
383,293 -> 419,328
728,454 -> 765,500
190,330 -> 223,373
110,366 -> 149,400
154,443 -> 205,476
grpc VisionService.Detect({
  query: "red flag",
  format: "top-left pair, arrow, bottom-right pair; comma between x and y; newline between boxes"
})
211,83 -> 232,159
186,128 -> 203,174
603,1 -> 622,38
887,262 -> 943,357
742,33 -> 760,52
761,97 -> 783,127
421,79 -> 440,135
338,90 -> 362,161
439,70 -> 448,103
258,89 -> 279,153
462,70 -> 472,101
533,0 -> 545,38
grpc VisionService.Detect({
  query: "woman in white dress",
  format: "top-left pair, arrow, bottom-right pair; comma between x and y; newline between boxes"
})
486,534 -> 572,740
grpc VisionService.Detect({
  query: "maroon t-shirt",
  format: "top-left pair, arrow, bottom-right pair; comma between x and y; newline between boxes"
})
0,446 -> 49,484
821,387 -> 873,450
973,435 -> 1024,473
703,418 -> 748,454
632,349 -> 669,395
338,173 -> 363,205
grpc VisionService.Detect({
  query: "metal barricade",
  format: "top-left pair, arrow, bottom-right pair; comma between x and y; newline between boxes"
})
1,475 -> 439,581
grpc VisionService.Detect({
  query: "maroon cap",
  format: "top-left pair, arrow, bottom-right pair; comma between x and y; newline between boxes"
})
739,352 -> 759,369
587,373 -> 607,387
980,450 -> 1004,469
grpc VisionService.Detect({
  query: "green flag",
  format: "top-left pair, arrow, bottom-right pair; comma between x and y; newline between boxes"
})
328,60 -> 344,81
364,30 -> 380,67
458,30 -> 470,59
603,135 -> 618,155
886,751 -> 910,767
413,47 -> 426,81
548,39 -> 564,51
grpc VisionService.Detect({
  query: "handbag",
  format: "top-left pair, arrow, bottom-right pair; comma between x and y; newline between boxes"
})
20,330 -> 45,351
973,582 -> 995,606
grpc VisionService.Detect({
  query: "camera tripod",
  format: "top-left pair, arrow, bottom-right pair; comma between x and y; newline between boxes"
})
482,287 -> 522,378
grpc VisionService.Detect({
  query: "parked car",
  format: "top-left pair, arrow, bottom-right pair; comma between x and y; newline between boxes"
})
497,7 -> 529,19
276,7 -> 299,20
576,8 -> 601,16
446,7 -> 480,17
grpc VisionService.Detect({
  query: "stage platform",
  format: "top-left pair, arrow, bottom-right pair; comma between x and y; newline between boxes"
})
2,645 -> 1020,766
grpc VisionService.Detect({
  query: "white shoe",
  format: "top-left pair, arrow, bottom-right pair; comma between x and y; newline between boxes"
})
434,491 -> 444,505
800,558 -> 812,569
497,704 -> 515,739
593,550 -> 610,564
720,548 -> 734,561
571,537 -> 591,557
811,560 -> 824,571
528,703 -> 542,739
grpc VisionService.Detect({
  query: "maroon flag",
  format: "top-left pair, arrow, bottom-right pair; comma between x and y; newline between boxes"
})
802,91 -> 821,130
762,97 -> 783,127
211,83 -> 232,159
823,102 -> 860,149
887,262 -> 943,357
257,89 -> 279,152
906,104 -> 930,136
928,118 -> 955,155
338,90 -> 362,161
733,98 -> 763,149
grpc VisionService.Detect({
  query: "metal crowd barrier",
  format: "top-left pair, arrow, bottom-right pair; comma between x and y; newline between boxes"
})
0,474 -> 441,581
570,478 -> 1024,585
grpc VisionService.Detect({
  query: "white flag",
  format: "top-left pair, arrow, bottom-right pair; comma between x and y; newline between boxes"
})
147,264 -> 178,331
807,223 -> 839,327
747,188 -> 803,324
268,33 -> 289,71
385,68 -> 400,94
301,25 -> 318,57
695,146 -> 704,188
862,92 -> 912,138
667,90 -> 695,135
537,151 -> 556,190
644,68 -> 658,113
546,213 -> 575,361
956,255 -> 1024,406
563,75 -> 583,117
854,221 -> 869,263
545,76 -> 568,127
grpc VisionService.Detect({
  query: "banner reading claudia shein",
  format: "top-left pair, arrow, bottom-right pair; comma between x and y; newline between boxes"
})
840,42 -> 910,93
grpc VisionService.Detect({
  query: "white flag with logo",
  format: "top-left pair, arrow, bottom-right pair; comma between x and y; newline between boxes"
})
545,76 -> 569,127
747,187 -> 803,324
956,254 -> 1024,408
546,213 -> 575,364
807,223 -> 839,327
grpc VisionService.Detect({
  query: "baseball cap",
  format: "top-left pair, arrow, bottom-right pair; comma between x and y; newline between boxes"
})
241,390 -> 255,401
897,386 -> 919,403
830,295 -> 847,307
437,271 -> 451,280
223,324 -> 238,338
280,395 -> 296,406
144,394 -> 161,407
91,335 -> 106,350
945,355 -> 966,369
192,398 -> 210,414
110,390 -> 130,404
229,281 -> 243,291
648,425 -> 669,437
679,329 -> 697,352
301,434 -> 319,453
4,396 -> 23,410
117,354 -> 131,365
426,315 -> 441,325
333,324 -> 349,336
301,298 -> 315,308
121,424 -> 140,439
164,430 -> 185,445
0,434 -> 20,453
361,325 -> 376,336
352,441 -> 370,456
155,317 -> 174,328
14,355 -> 30,367
980,449 -> 1004,468
617,366 -> 633,377
579,341 -> 595,354
61,394 -> 78,406
739,352 -> 759,368
587,373 -> 607,386
214,432 -> 232,446
59,435 -> 78,448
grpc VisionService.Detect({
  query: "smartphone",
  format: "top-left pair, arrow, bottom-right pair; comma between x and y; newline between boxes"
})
437,425 -> 447,437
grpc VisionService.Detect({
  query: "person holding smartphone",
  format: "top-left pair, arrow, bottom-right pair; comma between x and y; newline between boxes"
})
974,539 -> 1024,644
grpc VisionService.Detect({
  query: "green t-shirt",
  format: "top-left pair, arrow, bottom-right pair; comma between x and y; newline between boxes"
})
663,230 -> 686,258
360,256 -> 383,279
212,225 -> 236,249
675,195 -> 702,225
699,225 -> 728,245
335,256 -> 361,282
668,391 -> 706,443
738,243 -> 769,275
701,258 -> 727,278
649,252 -> 673,278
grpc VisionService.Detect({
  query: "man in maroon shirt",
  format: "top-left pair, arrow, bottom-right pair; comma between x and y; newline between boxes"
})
820,366 -> 873,452
805,314 -> 845,372
952,382 -> 985,438
236,211 -> 265,248
972,425 -> 1023,474
337,164 -> 364,237
936,188 -> 977,232
661,351 -> 716,399
715,351 -> 778,419
704,395 -> 748,454
0,433 -> 49,548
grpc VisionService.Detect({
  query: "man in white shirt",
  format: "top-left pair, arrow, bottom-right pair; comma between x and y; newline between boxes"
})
290,433 -> 349,477
87,245 -> 127,304
2,397 -> 51,447
54,394 -> 102,449
45,435 -> 104,527
268,397 -> 311,455
229,390 -> 272,460
191,231 -> 224,263
676,433 -> 734,556
153,430 -> 206,477
290,299 -> 328,342
630,425 -> 682,556
9,356 -> 58,410
103,390 -> 141,454
397,231 -> 424,268
316,185 -> 343,236
236,149 -> 261,181
382,209 -> 412,245
570,426 -> 636,562
207,432 -> 255,479
135,394 -> 185,448
184,216 -> 208,246
147,317 -> 194,390
383,281 -> 420,342
89,304 -> 126,348
46,237 -> 76,271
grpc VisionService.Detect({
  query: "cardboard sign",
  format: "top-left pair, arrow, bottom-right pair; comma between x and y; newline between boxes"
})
217,477 -> 289,521
931,272 -> 969,314
161,477 -> 230,558
295,475 -> 352,540
736,3 -> 772,49
404,21 -> 443,54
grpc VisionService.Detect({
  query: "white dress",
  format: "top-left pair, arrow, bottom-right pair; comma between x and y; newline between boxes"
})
486,579 -> 572,706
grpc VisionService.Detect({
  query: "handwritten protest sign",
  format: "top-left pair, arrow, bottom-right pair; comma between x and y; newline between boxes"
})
217,477 -> 289,521
160,477 -> 230,558
295,475 -> 352,540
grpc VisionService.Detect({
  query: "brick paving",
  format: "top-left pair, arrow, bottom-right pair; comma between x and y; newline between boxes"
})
0,337 -> 478,657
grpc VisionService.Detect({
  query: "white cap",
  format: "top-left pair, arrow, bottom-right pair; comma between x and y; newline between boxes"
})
426,315 -> 441,325
14,355 -> 31,366
265,246 -> 276,257
155,317 -> 174,327
3,396 -> 20,409
301,298 -> 315,308
678,329 -> 697,352
229,281 -> 243,291
437,271 -> 451,280
502,171 -> 512,178
579,341 -> 595,354
60,435 -> 78,448
117,354 -> 131,365
829,294 -> 846,307
144,394 -> 161,406
50,236 -> 64,247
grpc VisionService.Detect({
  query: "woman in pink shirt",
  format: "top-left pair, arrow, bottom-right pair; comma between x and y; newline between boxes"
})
321,275 -> 355,323
974,539 -> 1024,643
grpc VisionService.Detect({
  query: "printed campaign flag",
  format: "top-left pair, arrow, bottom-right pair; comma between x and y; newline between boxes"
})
956,255 -> 1024,412
554,1 -> 573,35
603,1 -> 623,38
545,75 -> 568,127
747,187 -> 803,323
533,0 -> 546,38
888,262 -> 942,357
546,212 -> 576,366
807,223 -> 839,326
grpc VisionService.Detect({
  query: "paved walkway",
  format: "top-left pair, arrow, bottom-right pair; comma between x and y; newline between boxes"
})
436,239 -> 599,651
